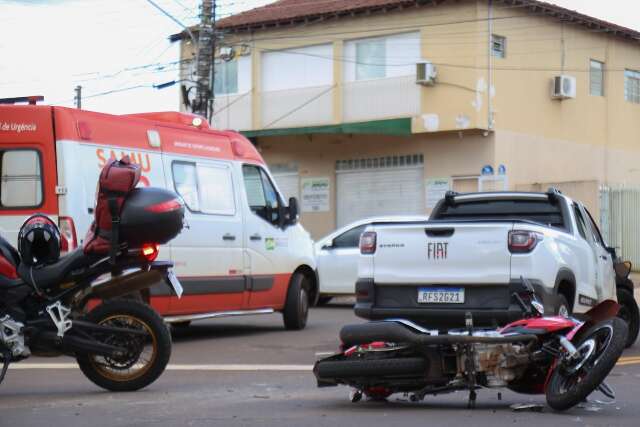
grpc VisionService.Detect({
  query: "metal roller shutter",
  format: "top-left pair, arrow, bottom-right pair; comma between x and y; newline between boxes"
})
336,154 -> 424,227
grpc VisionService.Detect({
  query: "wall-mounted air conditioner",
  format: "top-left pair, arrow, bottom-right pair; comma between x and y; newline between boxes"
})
551,75 -> 576,99
416,61 -> 437,86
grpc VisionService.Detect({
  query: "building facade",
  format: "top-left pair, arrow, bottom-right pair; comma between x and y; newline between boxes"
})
178,0 -> 640,240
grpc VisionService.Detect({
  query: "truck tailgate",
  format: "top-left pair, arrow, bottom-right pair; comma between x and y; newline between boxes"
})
373,222 -> 513,284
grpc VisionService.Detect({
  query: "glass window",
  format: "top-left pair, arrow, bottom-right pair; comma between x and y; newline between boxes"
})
491,34 -> 506,58
173,162 -> 200,211
213,59 -> 238,95
1,150 -> 42,208
172,162 -> 235,215
197,165 -> 236,215
625,69 -> 640,104
573,204 -> 589,241
333,225 -> 366,248
242,165 -> 282,225
584,208 -> 606,247
590,60 -> 604,96
356,38 -> 386,80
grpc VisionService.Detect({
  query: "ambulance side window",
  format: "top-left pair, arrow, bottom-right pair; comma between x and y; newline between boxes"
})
0,149 -> 43,208
242,165 -> 281,225
172,161 -> 236,215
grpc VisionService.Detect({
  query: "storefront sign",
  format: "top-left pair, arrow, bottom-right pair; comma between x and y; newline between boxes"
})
426,177 -> 451,208
301,177 -> 330,212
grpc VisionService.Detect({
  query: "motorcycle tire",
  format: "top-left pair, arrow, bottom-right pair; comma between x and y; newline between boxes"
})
545,317 -> 627,411
316,357 -> 426,379
616,287 -> 639,348
76,300 -> 172,392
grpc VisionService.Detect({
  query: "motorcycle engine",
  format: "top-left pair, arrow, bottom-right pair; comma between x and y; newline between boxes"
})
0,315 -> 30,358
469,343 -> 529,387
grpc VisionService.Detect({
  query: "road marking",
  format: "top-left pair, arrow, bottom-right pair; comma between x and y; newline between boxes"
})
10,363 -> 313,371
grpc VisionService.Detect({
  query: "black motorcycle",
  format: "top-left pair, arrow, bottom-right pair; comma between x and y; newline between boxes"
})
1,158 -> 185,392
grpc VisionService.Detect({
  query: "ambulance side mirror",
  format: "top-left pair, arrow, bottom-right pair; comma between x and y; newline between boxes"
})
287,197 -> 299,225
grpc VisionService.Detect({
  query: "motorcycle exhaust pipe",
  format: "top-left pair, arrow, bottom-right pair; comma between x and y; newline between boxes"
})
340,322 -> 539,347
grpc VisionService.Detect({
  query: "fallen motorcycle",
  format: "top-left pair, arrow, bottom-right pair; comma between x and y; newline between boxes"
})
0,157 -> 185,391
314,280 -> 628,411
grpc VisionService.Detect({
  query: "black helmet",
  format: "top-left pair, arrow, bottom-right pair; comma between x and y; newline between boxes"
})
18,214 -> 61,266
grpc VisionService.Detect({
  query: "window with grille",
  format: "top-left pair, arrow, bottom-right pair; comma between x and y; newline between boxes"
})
625,69 -> 640,104
491,34 -> 506,58
336,154 -> 424,171
590,60 -> 604,96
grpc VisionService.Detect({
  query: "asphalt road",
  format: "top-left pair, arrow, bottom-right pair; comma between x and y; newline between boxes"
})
1,303 -> 639,427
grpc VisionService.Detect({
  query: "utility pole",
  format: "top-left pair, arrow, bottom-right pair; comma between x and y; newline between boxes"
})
74,85 -> 82,109
193,0 -> 215,119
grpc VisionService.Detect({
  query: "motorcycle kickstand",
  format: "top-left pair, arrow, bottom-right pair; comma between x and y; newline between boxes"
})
0,350 -> 10,385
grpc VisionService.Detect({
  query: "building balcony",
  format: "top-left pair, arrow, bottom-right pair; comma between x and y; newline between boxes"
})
342,75 -> 420,123
260,84 -> 335,129
211,92 -> 253,131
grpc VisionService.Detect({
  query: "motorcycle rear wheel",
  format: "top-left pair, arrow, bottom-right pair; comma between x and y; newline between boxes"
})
545,317 -> 627,411
76,300 -> 172,392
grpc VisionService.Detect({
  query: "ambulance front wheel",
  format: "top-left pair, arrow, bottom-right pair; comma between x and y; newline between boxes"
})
283,272 -> 309,330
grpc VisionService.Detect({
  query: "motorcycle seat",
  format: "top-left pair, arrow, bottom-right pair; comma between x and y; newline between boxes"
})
17,248 -> 100,291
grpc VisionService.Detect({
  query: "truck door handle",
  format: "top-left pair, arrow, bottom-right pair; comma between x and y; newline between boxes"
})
250,234 -> 262,241
223,234 -> 236,241
600,255 -> 608,260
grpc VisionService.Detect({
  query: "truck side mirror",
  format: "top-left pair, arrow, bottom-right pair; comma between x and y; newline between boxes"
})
287,197 -> 299,225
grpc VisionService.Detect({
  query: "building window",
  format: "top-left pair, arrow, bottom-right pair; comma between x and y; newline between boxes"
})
355,38 -> 386,80
491,34 -> 506,58
213,59 -> 238,95
590,60 -> 604,96
625,69 -> 640,104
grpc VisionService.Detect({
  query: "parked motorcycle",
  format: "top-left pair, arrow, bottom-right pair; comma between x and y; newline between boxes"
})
314,280 -> 628,411
0,157 -> 185,391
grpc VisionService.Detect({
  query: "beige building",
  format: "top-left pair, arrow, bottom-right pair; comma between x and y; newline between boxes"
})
177,0 -> 640,240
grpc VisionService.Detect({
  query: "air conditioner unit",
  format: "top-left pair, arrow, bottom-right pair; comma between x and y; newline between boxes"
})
551,75 -> 576,99
416,61 -> 437,86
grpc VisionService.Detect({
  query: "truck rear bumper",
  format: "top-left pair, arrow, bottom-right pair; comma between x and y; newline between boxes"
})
354,278 -> 533,328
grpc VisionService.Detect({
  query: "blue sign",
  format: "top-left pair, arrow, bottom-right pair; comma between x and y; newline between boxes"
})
498,164 -> 507,175
481,165 -> 494,176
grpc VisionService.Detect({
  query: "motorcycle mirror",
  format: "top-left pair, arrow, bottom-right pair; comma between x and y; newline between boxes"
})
531,300 -> 544,315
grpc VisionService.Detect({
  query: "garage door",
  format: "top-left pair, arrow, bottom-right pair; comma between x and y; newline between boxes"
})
336,154 -> 424,227
271,166 -> 300,203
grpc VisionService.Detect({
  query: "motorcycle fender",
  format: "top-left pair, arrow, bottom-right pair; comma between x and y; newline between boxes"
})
568,299 -> 620,342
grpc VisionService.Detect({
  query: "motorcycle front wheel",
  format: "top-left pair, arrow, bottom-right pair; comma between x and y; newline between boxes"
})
76,300 -> 172,391
545,317 -> 627,411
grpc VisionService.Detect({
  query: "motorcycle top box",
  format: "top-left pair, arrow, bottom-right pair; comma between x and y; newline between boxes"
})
119,187 -> 185,246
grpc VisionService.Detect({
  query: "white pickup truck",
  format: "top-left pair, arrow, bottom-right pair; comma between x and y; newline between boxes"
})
355,190 -> 639,346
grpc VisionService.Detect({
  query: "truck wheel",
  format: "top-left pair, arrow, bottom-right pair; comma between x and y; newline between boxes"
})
556,295 -> 571,317
617,288 -> 639,348
283,272 -> 309,330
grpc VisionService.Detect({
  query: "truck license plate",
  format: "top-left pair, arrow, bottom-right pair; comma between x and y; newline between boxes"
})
417,287 -> 464,304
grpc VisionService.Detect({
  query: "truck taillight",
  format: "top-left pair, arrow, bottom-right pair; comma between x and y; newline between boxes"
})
360,231 -> 377,255
58,216 -> 78,254
508,230 -> 542,253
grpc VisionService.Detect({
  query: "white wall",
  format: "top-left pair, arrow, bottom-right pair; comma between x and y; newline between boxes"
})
261,44 -> 334,91
343,31 -> 420,82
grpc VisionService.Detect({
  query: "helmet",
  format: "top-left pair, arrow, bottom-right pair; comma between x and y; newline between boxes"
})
18,214 -> 61,266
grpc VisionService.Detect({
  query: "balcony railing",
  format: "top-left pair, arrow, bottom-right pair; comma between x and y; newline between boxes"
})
261,84 -> 334,129
342,75 -> 419,123
211,92 -> 252,131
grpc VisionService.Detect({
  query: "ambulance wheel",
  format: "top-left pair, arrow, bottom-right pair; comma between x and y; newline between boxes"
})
283,272 -> 309,330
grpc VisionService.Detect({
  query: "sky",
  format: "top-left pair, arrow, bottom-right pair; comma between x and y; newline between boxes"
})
0,0 -> 638,115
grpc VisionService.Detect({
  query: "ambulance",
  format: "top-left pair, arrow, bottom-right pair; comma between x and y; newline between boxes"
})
0,98 -> 316,330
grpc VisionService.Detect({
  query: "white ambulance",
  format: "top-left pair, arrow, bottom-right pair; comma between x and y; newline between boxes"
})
0,100 -> 316,329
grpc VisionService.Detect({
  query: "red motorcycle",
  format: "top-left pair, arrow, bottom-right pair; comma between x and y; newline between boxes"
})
314,280 -> 628,410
